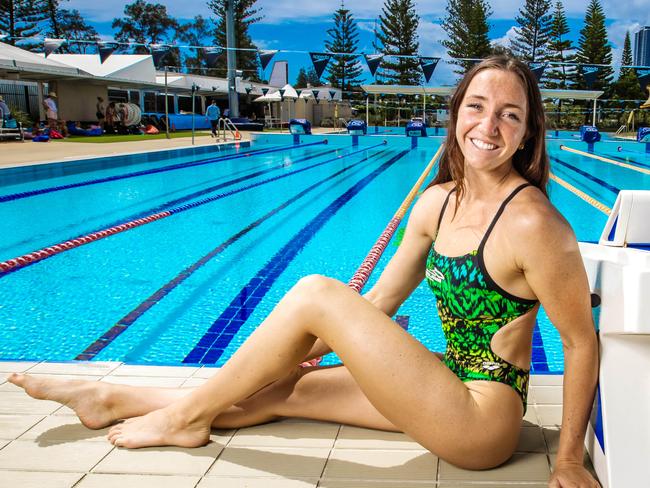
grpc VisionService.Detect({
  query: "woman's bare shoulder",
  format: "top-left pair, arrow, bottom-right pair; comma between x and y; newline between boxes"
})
507,186 -> 577,257
409,183 -> 454,239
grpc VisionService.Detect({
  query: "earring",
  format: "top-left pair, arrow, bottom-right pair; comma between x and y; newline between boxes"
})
518,142 -> 525,150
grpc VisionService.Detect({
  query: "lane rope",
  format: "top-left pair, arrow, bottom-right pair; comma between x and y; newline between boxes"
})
348,143 -> 445,292
549,171 -> 611,215
0,142 -> 387,277
559,144 -> 650,175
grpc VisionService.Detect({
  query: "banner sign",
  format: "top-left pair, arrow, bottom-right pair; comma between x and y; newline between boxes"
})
364,54 -> 384,77
258,50 -> 278,71
309,52 -> 332,79
581,65 -> 601,89
529,62 -> 548,82
635,68 -> 650,93
150,44 -> 171,67
44,38 -> 65,57
204,47 -> 223,68
329,90 -> 336,100
97,41 -> 118,64
419,57 -> 440,83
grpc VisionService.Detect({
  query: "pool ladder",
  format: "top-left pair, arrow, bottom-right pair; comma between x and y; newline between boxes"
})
217,118 -> 241,142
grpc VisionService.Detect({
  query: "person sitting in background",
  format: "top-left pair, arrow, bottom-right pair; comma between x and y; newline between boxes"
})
96,97 -> 106,129
205,100 -> 221,137
104,102 -> 118,134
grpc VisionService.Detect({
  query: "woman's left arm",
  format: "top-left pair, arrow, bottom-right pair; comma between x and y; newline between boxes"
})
514,205 -> 600,487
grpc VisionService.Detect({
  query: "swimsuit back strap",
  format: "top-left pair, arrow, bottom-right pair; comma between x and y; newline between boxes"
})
436,188 -> 456,234
478,183 -> 532,252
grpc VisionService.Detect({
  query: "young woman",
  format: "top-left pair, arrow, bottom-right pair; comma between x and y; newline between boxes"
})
10,56 -> 599,487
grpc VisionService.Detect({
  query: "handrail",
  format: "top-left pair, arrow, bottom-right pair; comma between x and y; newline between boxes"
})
217,117 -> 240,141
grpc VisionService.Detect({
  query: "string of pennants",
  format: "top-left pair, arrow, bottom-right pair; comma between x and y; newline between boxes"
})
11,36 -> 650,90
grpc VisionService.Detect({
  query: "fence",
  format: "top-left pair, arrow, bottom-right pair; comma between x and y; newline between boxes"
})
0,81 -> 42,121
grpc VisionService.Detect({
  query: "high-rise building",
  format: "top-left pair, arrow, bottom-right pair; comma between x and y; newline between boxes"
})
634,27 -> 650,67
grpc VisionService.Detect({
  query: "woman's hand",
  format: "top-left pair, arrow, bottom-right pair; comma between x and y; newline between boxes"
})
549,461 -> 600,487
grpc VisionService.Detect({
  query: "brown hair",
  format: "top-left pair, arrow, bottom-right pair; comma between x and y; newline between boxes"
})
430,55 -> 549,204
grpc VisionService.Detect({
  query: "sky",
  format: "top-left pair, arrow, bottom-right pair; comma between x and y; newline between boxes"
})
62,0 -> 650,85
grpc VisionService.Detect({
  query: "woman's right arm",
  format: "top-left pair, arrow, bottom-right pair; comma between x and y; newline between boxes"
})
303,186 -> 446,360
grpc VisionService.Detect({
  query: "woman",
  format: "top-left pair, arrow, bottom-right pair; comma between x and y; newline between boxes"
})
9,56 -> 599,487
104,102 -> 118,134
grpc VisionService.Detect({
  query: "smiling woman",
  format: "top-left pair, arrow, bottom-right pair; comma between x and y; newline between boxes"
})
10,56 -> 600,488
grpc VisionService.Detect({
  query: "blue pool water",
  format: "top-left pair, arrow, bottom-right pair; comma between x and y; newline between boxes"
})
1,133 -> 649,371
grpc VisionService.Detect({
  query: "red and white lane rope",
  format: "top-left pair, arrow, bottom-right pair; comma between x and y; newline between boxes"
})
347,143 -> 444,293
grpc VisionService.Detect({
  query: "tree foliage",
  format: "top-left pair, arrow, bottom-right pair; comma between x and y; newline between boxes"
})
375,0 -> 421,85
441,0 -> 492,75
52,9 -> 99,53
510,0 -> 553,62
545,1 -> 574,89
324,1 -> 363,96
0,0 -> 47,48
208,0 -> 262,81
613,31 -> 645,103
573,0 -> 613,91
295,67 -> 321,88
174,15 -> 212,73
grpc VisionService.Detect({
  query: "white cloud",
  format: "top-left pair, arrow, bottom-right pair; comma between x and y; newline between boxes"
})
491,26 -> 518,49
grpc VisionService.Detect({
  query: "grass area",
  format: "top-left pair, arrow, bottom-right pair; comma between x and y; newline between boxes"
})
60,131 -> 212,143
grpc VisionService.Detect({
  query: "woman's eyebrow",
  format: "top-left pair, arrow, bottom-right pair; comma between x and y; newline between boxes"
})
465,94 -> 524,111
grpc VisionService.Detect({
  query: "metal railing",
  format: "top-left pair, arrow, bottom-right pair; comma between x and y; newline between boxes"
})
217,117 -> 240,142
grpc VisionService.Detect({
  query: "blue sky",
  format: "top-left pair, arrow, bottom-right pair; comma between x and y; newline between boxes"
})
64,0 -> 650,85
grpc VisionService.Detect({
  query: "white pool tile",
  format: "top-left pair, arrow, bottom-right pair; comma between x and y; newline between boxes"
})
198,477 -> 318,488
109,365 -> 198,378
0,439 -> 113,471
536,405 -> 563,426
207,446 -> 329,478
0,361 -> 39,373
93,441 -> 223,475
439,453 -> 550,482
0,392 -> 62,415
334,426 -> 424,450
100,376 -> 186,387
0,414 -> 46,439
29,362 -> 120,376
229,419 -> 338,448
19,415 -> 110,442
0,470 -> 84,487
323,449 -> 437,481
76,473 -> 200,488
530,374 -> 563,386
192,367 -> 221,379
530,385 -> 563,405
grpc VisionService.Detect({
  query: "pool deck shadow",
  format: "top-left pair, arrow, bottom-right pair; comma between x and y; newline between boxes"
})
0,361 -> 597,487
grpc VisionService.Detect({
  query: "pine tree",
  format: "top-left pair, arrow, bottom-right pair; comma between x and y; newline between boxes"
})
208,0 -> 262,81
324,1 -> 363,97
442,0 -> 492,75
573,0 -> 613,91
175,16 -> 212,73
52,9 -> 99,53
613,31 -> 645,104
545,1 -> 574,90
375,0 -> 422,85
0,0 -> 47,48
510,0 -> 553,62
295,67 -> 321,88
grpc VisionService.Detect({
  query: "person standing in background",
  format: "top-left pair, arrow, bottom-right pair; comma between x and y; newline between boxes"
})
205,100 -> 221,138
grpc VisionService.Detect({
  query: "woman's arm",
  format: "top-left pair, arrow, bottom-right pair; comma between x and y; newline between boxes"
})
514,204 -> 599,486
302,186 -> 445,361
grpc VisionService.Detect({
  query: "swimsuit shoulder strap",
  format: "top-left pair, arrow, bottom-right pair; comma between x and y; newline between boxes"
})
478,183 -> 532,252
435,188 -> 456,236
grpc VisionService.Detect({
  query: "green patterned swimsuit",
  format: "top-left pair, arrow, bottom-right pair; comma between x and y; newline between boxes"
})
426,184 -> 537,412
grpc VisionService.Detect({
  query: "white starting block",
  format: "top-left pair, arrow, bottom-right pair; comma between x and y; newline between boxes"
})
581,190 -> 650,488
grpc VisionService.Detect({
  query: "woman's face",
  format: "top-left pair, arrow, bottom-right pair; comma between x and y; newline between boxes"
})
455,69 -> 528,173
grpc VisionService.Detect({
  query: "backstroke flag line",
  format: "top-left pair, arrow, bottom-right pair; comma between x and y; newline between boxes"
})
364,54 -> 384,77
419,57 -> 440,83
97,41 -> 118,64
204,47 -> 223,68
258,50 -> 278,71
581,65 -> 601,89
44,38 -> 65,57
309,52 -> 332,79
529,62 -> 548,82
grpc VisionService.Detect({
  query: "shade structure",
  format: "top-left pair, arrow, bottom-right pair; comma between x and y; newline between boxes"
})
279,83 -> 299,99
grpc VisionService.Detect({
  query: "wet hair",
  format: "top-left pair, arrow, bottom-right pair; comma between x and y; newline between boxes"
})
429,55 -> 549,203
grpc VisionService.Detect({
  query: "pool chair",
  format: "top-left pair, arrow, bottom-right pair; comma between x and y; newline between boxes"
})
0,116 -> 24,141
581,190 -> 650,488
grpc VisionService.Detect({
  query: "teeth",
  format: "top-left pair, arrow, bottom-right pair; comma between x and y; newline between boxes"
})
471,139 -> 497,150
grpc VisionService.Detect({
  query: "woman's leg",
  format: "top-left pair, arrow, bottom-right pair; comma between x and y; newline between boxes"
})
8,365 -> 398,432
106,275 -> 522,467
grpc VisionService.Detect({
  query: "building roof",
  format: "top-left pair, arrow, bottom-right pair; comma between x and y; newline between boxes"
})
0,41 -> 86,79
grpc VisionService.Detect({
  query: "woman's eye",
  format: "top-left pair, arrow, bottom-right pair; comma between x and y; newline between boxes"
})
503,112 -> 520,121
467,103 -> 481,110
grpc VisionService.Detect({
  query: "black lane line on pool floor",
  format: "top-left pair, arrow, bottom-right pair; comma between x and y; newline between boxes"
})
74,148 -> 394,361
183,149 -> 412,365
0,141 -> 325,203
0,142 -> 387,278
550,156 -> 620,195
599,151 -> 650,170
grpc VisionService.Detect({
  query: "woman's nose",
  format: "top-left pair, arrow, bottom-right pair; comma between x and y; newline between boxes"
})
479,112 -> 499,135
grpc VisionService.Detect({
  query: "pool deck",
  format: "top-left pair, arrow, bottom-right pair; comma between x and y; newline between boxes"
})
0,361 -> 596,487
0,128 -> 340,169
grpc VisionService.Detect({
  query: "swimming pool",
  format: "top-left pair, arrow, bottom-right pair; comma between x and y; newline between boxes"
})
1,133 -> 648,371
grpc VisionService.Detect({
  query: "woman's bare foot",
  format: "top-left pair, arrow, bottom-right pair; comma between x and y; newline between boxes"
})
107,406 -> 211,449
8,373 -> 117,429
